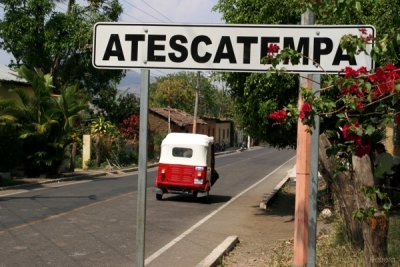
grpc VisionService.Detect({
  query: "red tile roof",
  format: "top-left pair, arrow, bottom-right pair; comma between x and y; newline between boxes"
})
150,108 -> 207,127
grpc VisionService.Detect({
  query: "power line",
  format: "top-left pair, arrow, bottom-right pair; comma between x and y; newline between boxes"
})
120,0 -> 167,23
120,11 -> 145,23
141,0 -> 174,23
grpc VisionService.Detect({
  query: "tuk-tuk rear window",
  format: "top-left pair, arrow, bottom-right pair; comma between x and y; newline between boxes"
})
172,147 -> 193,158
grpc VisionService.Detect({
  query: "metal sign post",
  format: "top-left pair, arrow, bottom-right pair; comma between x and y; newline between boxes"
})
308,74 -> 320,267
136,69 -> 149,267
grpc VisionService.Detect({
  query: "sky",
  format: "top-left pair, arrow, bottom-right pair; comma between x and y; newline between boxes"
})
118,0 -> 222,24
0,0 -> 223,68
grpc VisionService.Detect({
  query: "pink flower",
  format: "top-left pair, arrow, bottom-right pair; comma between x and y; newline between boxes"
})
269,110 -> 287,122
342,122 -> 362,144
343,66 -> 358,78
356,143 -> 371,157
396,114 -> 400,125
267,43 -> 280,56
299,102 -> 312,120
359,28 -> 368,35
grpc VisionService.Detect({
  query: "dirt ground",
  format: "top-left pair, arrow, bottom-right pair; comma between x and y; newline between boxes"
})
220,181 -> 297,267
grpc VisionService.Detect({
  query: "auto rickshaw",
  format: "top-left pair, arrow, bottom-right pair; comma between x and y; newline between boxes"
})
154,133 -> 219,200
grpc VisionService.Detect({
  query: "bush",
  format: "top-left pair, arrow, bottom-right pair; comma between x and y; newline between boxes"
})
0,123 -> 22,172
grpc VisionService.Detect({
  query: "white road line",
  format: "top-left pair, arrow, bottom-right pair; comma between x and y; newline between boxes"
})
144,155 -> 296,265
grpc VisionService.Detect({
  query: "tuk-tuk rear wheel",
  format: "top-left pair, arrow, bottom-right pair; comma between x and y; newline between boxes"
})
202,191 -> 210,203
156,193 -> 163,200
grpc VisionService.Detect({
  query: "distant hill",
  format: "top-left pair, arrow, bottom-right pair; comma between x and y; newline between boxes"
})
118,70 -> 158,96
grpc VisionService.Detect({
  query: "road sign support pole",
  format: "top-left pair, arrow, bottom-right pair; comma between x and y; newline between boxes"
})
136,69 -> 149,267
308,74 -> 320,267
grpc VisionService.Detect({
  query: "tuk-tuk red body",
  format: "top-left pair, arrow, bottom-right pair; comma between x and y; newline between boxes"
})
154,133 -> 218,200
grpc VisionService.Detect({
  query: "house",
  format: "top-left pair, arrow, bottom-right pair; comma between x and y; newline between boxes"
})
148,107 -> 208,157
0,65 -> 30,99
385,124 -> 400,164
149,107 -> 208,135
202,117 -> 233,149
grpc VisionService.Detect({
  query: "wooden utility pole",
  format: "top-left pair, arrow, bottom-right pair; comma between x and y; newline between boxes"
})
192,71 -> 200,133
293,83 -> 312,266
293,9 -> 314,267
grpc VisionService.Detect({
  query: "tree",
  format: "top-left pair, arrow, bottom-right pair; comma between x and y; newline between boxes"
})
96,92 -> 140,125
0,66 -> 88,176
150,73 -> 196,113
213,0 -> 302,146
270,61 -> 399,266
215,0 -> 400,264
53,85 -> 89,171
149,71 -> 232,118
0,0 -> 125,113
90,116 -> 118,167
266,27 -> 399,267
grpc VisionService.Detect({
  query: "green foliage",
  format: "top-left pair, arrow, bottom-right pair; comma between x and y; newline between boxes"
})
213,0 -> 303,24
214,0 -> 302,147
0,66 -> 88,176
91,117 -> 118,137
353,187 -> 392,221
0,0 -> 125,113
224,71 -> 299,148
0,122 -> 22,172
308,0 -> 400,65
149,72 -> 233,118
214,0 -> 400,148
150,72 -> 196,113
111,93 -> 140,124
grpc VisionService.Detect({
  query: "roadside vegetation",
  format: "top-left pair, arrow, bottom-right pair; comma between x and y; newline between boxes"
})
267,213 -> 400,267
0,1 -> 234,181
215,0 -> 400,265
266,182 -> 400,266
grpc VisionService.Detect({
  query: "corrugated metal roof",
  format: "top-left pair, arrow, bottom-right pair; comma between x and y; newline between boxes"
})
0,65 -> 28,84
150,107 -> 207,127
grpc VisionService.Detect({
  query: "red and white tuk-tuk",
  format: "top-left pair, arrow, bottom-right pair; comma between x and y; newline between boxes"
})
154,133 -> 219,200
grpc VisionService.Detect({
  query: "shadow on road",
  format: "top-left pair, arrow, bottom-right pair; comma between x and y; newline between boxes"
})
0,194 -> 98,201
158,194 -> 232,204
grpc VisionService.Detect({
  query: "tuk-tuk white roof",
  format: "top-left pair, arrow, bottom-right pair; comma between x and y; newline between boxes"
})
161,133 -> 214,146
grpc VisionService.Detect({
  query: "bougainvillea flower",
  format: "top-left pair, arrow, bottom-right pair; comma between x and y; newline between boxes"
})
299,102 -> 312,120
269,110 -> 287,122
396,114 -> 400,125
342,66 -> 368,78
356,143 -> 371,157
267,43 -> 280,56
342,122 -> 362,145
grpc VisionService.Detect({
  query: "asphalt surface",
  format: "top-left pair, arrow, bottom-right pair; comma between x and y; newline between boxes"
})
0,147 -> 296,267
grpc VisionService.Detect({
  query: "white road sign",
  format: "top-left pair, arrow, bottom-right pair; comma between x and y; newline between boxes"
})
92,23 -> 375,73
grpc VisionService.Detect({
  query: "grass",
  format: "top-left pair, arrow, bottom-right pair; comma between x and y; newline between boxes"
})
267,214 -> 400,267
388,212 -> 400,264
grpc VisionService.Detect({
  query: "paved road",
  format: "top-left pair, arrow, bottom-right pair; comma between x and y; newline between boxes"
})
0,146 -> 295,266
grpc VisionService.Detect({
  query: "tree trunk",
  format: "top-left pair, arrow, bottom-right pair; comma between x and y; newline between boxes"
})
318,134 -> 364,249
69,142 -> 77,172
95,135 -> 101,167
353,155 -> 389,267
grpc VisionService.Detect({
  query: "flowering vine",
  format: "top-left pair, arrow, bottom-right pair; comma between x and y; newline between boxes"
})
266,31 -> 400,159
